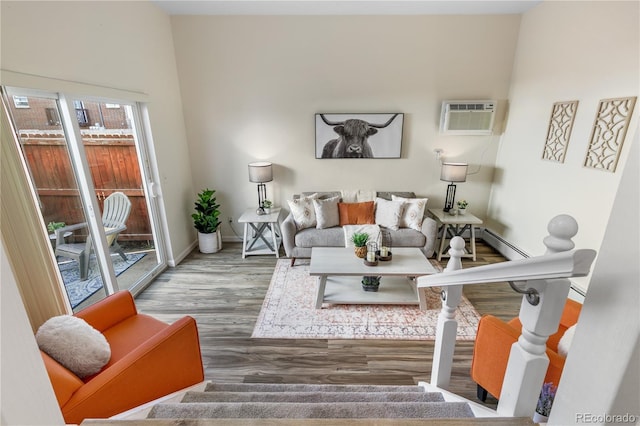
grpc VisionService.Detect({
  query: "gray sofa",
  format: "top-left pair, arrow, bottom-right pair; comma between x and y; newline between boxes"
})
282,191 -> 437,265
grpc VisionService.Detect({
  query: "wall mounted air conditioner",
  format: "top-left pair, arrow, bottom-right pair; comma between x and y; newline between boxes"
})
439,100 -> 496,135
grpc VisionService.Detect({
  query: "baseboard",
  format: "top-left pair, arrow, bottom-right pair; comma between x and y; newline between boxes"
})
482,228 -> 587,300
168,240 -> 198,267
481,228 -> 529,260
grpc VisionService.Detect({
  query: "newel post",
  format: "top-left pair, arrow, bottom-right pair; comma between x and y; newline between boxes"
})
430,236 -> 465,389
497,215 -> 578,417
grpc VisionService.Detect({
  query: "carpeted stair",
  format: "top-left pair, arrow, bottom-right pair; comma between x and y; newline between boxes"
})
147,383 -> 476,420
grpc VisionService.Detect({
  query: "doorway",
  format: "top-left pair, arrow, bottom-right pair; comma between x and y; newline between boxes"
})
2,87 -> 166,312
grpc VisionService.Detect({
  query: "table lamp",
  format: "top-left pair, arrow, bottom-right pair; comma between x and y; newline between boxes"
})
440,162 -> 468,212
248,161 -> 273,215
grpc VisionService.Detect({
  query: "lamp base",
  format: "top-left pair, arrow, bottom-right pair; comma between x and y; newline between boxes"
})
443,183 -> 457,212
256,183 -> 267,215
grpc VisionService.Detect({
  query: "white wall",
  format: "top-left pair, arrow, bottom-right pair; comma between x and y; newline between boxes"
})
170,15 -> 520,237
0,239 -> 64,425
0,1 -> 195,264
487,1 -> 639,291
549,131 -> 639,425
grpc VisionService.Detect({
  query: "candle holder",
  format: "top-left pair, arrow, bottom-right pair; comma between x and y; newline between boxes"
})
364,241 -> 379,266
377,229 -> 393,261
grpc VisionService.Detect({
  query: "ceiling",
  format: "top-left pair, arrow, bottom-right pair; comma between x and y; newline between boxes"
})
151,1 -> 542,16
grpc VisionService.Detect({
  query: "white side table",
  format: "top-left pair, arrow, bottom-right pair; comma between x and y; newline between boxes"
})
238,207 -> 283,258
428,208 -> 484,261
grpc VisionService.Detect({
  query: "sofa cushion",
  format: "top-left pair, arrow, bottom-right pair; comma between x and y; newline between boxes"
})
340,190 -> 377,203
374,197 -> 405,231
313,196 -> 340,229
299,191 -> 340,200
287,193 -> 319,230
338,201 -> 375,226
295,226 -> 345,247
386,228 -> 427,247
36,315 -> 111,379
377,191 -> 416,201
392,195 -> 428,231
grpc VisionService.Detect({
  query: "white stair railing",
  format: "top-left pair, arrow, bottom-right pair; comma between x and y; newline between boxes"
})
418,214 -> 597,417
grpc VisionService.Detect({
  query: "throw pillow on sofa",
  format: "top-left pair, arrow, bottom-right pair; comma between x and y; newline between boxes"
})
374,197 -> 405,231
392,195 -> 428,231
313,196 -> 340,229
338,201 -> 375,226
287,193 -> 319,230
36,315 -> 111,378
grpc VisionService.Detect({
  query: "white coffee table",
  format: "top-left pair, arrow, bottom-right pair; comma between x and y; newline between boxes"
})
309,247 -> 439,310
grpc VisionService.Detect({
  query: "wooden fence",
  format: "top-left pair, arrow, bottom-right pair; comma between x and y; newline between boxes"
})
19,131 -> 152,242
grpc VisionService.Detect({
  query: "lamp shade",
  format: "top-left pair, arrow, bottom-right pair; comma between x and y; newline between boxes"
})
248,162 -> 273,183
440,162 -> 468,183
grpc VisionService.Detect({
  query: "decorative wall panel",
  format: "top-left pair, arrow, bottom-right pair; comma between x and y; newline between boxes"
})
542,100 -> 578,163
584,97 -> 636,172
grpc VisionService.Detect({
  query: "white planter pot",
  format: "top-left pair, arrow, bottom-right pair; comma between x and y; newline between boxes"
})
459,208 -> 466,215
198,231 -> 220,253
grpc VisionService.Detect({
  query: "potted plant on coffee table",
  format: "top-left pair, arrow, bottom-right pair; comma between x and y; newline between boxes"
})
361,275 -> 381,292
192,188 -> 222,253
351,232 -> 369,258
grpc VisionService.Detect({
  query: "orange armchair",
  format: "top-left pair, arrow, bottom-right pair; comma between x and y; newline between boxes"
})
40,291 -> 204,424
471,298 -> 581,402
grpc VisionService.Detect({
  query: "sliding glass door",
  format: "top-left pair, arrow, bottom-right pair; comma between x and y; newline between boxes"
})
2,87 -> 166,312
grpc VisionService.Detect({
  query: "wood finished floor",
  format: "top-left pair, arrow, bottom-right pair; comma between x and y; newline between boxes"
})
134,241 -> 519,410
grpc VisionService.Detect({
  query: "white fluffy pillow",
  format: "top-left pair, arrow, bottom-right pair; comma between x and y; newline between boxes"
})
286,193 -> 319,230
375,198 -> 405,231
392,195 -> 428,231
557,324 -> 576,358
36,315 -> 111,378
313,196 -> 340,229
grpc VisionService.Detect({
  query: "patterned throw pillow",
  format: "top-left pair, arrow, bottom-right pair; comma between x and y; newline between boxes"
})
313,196 -> 340,229
392,195 -> 428,231
374,198 -> 405,231
287,193 -> 319,230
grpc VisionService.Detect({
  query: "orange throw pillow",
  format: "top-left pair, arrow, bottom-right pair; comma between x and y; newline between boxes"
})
338,201 -> 375,226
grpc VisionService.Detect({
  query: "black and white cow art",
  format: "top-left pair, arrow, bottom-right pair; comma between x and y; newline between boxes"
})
319,113 -> 400,158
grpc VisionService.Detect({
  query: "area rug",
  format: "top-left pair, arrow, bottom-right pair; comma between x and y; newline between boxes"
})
252,259 -> 481,340
59,253 -> 146,309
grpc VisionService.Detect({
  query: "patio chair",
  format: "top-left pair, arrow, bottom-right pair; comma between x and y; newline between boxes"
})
54,192 -> 132,280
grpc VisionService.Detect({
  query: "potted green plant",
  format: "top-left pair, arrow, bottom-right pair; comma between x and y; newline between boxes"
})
192,188 -> 222,253
457,199 -> 468,214
361,275 -> 381,292
262,199 -> 273,214
47,221 -> 67,245
534,382 -> 556,423
47,221 -> 66,234
351,232 -> 369,258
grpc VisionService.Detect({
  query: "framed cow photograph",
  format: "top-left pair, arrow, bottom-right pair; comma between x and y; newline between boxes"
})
315,113 -> 404,159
